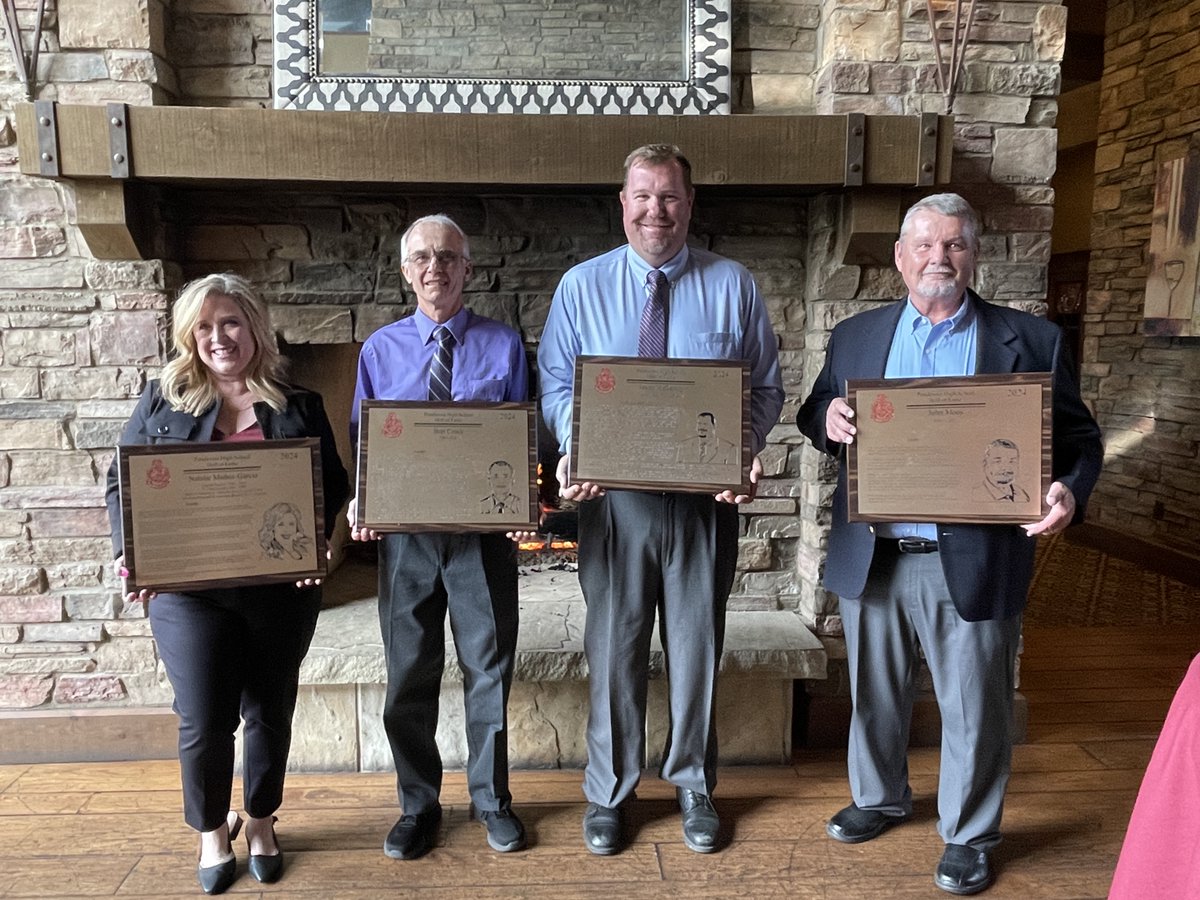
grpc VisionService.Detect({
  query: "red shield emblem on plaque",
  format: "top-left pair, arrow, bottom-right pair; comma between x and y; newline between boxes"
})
146,459 -> 171,489
382,413 -> 403,438
595,368 -> 616,394
870,393 -> 895,424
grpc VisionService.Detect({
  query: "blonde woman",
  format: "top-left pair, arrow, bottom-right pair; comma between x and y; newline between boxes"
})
105,273 -> 349,894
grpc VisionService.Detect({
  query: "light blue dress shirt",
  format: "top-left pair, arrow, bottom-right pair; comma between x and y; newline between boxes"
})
877,295 -> 977,540
538,244 -> 785,455
350,306 -> 528,444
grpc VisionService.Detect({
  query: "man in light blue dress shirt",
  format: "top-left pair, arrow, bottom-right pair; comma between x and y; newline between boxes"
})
797,194 -> 1102,895
538,144 -> 784,856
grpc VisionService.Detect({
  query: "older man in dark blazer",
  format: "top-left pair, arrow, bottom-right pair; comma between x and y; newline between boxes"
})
797,193 -> 1103,895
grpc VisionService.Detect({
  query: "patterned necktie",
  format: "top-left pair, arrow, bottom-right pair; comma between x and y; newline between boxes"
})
638,269 -> 669,358
427,325 -> 454,402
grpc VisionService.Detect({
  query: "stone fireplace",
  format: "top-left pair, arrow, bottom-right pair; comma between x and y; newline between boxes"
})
163,182 -> 829,770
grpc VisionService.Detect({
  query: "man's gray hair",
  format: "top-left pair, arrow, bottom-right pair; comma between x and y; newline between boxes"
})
400,213 -> 471,260
899,193 -> 981,250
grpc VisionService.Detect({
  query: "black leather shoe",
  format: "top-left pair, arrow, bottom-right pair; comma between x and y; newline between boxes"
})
247,852 -> 283,884
246,815 -> 283,883
677,788 -> 721,854
934,843 -> 993,895
384,806 -> 442,860
196,857 -> 236,895
197,813 -> 241,894
582,802 -> 623,856
825,803 -> 910,844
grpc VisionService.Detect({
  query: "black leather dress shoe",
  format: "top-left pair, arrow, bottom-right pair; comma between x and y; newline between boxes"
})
582,802 -> 623,856
825,803 -> 910,844
934,843 -> 993,895
246,816 -> 283,883
197,813 -> 241,894
677,788 -> 721,854
196,857 -> 236,895
247,851 -> 283,884
384,806 -> 442,860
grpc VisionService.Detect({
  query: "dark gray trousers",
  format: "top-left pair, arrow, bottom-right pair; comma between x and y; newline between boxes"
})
839,547 -> 1022,849
578,490 -> 739,807
377,532 -> 518,815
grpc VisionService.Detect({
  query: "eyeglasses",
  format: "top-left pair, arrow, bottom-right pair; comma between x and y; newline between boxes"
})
404,250 -> 466,268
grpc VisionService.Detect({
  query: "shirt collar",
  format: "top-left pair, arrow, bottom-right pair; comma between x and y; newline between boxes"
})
901,292 -> 974,333
415,305 -> 470,345
624,244 -> 690,284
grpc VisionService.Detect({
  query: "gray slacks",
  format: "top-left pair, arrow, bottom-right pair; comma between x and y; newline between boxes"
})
377,532 -> 518,816
839,546 -> 1022,849
578,490 -> 739,807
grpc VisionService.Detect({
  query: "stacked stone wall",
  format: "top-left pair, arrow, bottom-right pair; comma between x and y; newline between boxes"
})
366,0 -> 684,81
1083,0 -> 1200,554
1,0 -> 175,708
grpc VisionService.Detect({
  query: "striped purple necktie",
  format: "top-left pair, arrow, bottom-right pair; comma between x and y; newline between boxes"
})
427,325 -> 454,402
638,269 -> 669,358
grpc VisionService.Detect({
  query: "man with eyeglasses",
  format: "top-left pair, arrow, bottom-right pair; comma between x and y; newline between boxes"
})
538,144 -> 784,856
348,214 -> 530,860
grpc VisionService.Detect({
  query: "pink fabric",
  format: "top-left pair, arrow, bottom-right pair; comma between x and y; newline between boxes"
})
211,423 -> 264,442
1109,653 -> 1200,899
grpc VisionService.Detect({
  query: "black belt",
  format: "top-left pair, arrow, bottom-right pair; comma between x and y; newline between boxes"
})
878,537 -> 940,554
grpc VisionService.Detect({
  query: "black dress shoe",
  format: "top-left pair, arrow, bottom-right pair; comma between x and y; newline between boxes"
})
935,843 -> 993,895
384,806 -> 442,860
582,802 -> 623,856
197,813 -> 241,894
247,851 -> 283,884
677,788 -> 721,854
825,803 -> 910,844
196,857 -> 236,895
246,815 -> 283,883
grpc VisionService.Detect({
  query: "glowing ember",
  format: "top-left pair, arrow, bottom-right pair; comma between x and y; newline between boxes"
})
518,539 -> 579,552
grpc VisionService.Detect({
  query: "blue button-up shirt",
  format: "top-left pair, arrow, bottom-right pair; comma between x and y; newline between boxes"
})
538,244 -> 784,454
877,295 -> 977,539
350,306 -> 528,444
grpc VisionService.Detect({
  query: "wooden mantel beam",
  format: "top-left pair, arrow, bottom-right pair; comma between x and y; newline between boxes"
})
15,104 -> 953,259
16,104 -> 953,189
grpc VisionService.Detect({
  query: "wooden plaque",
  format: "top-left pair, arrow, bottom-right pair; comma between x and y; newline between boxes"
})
846,373 -> 1053,524
570,356 -> 752,493
117,439 -> 326,592
356,401 -> 538,532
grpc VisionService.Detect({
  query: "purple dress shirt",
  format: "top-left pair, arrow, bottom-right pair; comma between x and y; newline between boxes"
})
350,306 -> 529,444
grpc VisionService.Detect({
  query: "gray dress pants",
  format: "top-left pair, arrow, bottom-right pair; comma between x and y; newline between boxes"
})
839,546 -> 1022,849
578,490 -> 739,807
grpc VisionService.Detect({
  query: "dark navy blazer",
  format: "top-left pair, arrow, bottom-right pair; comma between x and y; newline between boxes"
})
796,291 -> 1103,622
